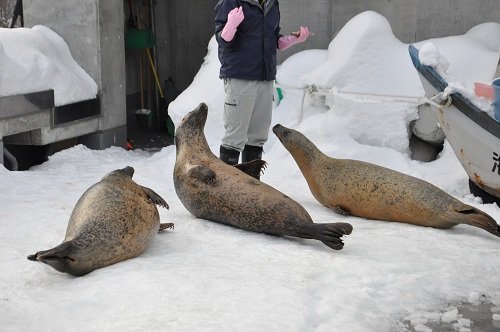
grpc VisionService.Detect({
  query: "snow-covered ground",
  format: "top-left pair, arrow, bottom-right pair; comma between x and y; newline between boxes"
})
1,11 -> 500,332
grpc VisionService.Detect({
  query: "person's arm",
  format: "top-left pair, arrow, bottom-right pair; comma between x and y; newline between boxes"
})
215,0 -> 241,47
221,7 -> 244,42
278,26 -> 310,51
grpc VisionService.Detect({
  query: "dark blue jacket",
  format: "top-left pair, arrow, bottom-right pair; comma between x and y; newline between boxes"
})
215,0 -> 281,81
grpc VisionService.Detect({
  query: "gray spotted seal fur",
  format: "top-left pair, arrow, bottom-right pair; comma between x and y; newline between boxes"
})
273,124 -> 500,237
173,103 -> 352,250
28,166 -> 173,276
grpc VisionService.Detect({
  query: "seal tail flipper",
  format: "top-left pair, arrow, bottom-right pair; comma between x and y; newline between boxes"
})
301,222 -> 353,250
456,206 -> 500,237
27,241 -> 76,274
142,186 -> 169,209
234,160 -> 267,180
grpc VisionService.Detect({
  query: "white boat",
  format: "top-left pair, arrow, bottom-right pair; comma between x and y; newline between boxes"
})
409,45 -> 500,204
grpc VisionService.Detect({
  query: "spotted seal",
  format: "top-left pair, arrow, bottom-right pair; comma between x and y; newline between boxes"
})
28,166 -> 173,276
273,124 -> 500,237
173,103 -> 352,250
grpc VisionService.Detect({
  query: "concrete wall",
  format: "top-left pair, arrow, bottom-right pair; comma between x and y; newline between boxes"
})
155,0 -> 219,93
23,0 -> 101,84
153,0 -> 499,92
23,0 -> 127,149
415,0 -> 500,40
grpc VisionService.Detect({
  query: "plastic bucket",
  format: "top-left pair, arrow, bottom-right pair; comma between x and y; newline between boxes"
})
125,29 -> 154,49
492,78 -> 500,121
135,109 -> 153,129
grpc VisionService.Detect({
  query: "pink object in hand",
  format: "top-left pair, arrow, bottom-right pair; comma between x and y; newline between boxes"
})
474,82 -> 494,100
221,6 -> 244,42
278,26 -> 310,50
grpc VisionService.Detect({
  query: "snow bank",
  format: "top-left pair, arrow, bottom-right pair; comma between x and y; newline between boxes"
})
0,25 -> 97,106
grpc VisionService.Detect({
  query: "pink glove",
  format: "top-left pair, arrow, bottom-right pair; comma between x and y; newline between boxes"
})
221,6 -> 244,42
278,26 -> 310,50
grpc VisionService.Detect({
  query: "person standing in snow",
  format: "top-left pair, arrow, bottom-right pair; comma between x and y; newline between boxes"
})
215,0 -> 310,169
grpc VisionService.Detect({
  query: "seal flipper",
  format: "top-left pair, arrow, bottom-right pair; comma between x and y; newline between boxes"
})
187,165 -> 217,184
455,205 -> 500,237
234,160 -> 267,179
27,241 -> 76,274
298,222 -> 353,250
142,186 -> 169,209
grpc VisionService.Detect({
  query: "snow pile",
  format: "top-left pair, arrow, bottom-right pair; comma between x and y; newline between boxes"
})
0,25 -> 97,106
301,11 -> 423,97
416,22 -> 500,89
168,37 -> 226,144
418,41 -> 497,117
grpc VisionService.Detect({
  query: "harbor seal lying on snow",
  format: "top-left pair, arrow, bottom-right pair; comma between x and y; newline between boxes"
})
173,103 -> 352,250
273,124 -> 500,237
28,166 -> 173,276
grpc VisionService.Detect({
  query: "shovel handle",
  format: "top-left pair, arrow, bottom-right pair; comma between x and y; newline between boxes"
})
145,48 -> 165,99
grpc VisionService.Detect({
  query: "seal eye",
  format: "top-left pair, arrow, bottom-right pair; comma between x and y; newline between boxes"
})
283,131 -> 288,137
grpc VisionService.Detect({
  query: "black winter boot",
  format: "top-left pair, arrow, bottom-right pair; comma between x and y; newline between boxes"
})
241,145 -> 263,163
219,145 -> 240,165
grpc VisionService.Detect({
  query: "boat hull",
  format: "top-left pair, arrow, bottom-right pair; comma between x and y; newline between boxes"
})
409,45 -> 500,200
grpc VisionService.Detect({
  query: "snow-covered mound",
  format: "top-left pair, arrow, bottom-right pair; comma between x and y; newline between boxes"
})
0,25 -> 97,106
